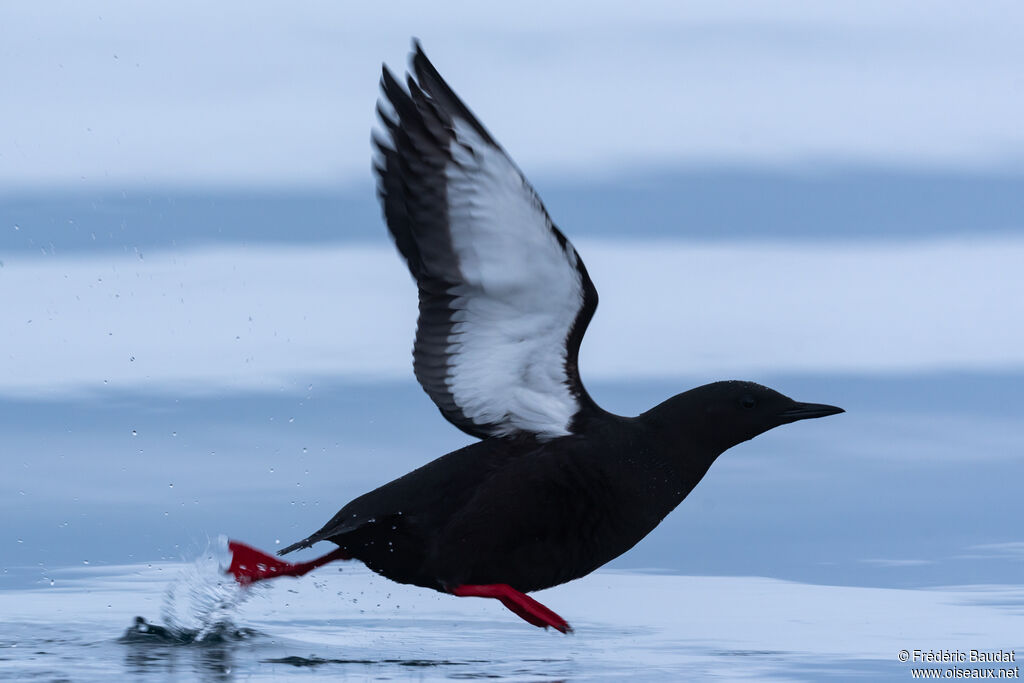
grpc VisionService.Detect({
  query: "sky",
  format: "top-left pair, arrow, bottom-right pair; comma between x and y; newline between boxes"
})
2,1 -> 1024,190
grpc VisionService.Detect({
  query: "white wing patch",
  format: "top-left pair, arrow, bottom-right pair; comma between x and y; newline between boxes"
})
443,122 -> 584,438
374,47 -> 600,441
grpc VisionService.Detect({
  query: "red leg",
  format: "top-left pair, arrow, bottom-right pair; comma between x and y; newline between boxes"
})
451,584 -> 572,634
227,540 -> 350,586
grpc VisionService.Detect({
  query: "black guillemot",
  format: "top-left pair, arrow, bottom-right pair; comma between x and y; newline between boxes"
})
227,41 -> 844,634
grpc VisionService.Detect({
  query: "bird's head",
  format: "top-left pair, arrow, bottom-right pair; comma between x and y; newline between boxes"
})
644,380 -> 844,455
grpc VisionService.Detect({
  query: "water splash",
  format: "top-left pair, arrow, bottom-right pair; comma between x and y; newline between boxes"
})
121,538 -> 260,645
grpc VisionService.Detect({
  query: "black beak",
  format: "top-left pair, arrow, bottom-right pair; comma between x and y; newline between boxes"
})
780,402 -> 845,423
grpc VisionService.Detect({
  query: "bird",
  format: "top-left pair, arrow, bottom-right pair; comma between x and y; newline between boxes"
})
226,41 -> 844,633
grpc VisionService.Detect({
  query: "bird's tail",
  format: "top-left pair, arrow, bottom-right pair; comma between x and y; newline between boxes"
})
277,513 -> 374,556
277,537 -> 314,556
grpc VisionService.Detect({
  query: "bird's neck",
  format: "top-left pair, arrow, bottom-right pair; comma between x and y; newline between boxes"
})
636,397 -> 727,500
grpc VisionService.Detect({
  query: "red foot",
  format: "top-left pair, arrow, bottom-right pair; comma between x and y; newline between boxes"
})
452,584 -> 572,633
227,540 -> 350,586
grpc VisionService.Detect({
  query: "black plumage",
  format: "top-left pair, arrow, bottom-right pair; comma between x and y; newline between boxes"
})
228,42 -> 843,633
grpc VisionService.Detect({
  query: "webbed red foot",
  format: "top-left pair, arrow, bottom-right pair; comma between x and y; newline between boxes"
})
451,583 -> 572,633
227,540 -> 350,586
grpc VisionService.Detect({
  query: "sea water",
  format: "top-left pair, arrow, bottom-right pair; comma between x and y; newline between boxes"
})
4,553 -> 1021,681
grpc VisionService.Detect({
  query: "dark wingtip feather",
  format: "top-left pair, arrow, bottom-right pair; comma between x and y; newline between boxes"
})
370,130 -> 393,154
409,43 -> 498,146
410,45 -> 441,94
375,101 -> 399,133
406,74 -> 423,98
380,64 -> 404,98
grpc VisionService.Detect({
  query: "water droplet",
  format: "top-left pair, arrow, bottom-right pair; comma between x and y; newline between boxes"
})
49,579 -> 55,586
288,417 -> 294,423
131,429 -> 137,436
83,560 -> 89,565
171,431 -> 177,437
13,224 -> 20,231
268,467 -> 275,473
168,483 -> 173,488
301,447 -> 307,454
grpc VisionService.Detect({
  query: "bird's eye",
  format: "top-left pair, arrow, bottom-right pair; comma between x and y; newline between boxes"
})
740,395 -> 756,409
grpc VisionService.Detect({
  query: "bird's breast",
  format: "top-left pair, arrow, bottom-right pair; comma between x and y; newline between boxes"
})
427,443 -> 681,591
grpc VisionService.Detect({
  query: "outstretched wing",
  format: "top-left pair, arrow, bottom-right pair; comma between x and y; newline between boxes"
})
373,42 -> 600,441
